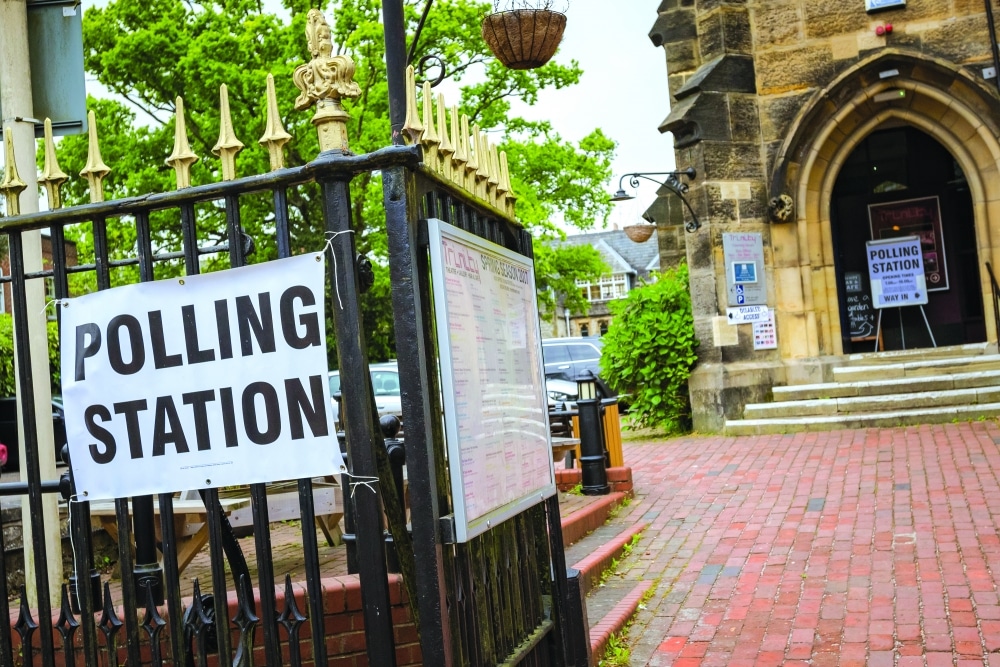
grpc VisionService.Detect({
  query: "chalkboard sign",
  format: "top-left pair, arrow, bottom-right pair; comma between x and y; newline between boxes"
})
847,292 -> 877,339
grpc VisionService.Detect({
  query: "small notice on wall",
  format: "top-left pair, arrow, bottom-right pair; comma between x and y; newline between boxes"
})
866,0 -> 905,11
752,310 -> 778,350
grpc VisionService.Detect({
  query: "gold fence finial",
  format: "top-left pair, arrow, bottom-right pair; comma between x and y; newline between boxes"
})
80,110 -> 111,203
292,8 -> 360,153
402,65 -> 423,145
0,128 -> 27,216
39,118 -> 68,210
213,84 -> 244,181
500,151 -> 516,215
166,97 -> 199,189
450,105 -> 464,184
436,93 -> 454,181
260,74 -> 293,171
464,116 -> 478,191
420,80 -> 439,171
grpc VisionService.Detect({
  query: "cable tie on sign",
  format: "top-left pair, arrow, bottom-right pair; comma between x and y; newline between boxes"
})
40,299 -> 61,316
341,470 -> 379,498
323,230 -> 356,311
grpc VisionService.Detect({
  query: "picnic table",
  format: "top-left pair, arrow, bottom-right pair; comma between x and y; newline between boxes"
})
88,497 -> 251,574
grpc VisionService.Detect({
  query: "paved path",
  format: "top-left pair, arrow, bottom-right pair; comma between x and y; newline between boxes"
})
618,422 -> 1000,666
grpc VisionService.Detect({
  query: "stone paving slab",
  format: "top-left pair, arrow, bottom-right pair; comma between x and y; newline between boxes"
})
618,422 -> 1000,666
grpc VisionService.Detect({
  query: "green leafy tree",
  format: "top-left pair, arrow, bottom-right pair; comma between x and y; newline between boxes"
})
0,315 -> 61,397
600,265 -> 698,433
54,0 -> 614,362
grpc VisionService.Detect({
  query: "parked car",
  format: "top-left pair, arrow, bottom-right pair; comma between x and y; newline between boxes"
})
0,396 -> 67,470
541,337 -> 614,397
328,361 -> 402,427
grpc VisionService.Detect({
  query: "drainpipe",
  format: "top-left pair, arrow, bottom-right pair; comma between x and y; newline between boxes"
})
985,0 -> 1000,95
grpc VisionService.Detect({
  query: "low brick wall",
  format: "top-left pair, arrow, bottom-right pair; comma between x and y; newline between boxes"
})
555,466 -> 633,494
9,574 -> 420,667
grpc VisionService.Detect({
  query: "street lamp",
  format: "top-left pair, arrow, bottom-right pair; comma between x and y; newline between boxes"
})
611,167 -> 701,233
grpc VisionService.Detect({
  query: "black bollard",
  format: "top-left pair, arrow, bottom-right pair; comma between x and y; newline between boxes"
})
576,371 -> 609,495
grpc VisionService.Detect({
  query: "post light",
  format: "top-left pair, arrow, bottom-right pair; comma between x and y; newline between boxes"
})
611,167 -> 701,233
575,370 -> 609,496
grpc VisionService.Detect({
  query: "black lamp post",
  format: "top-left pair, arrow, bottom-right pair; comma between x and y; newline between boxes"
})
575,370 -> 609,496
611,167 -> 701,233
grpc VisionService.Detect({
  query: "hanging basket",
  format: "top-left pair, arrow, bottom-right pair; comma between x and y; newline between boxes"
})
481,9 -> 567,70
623,223 -> 655,243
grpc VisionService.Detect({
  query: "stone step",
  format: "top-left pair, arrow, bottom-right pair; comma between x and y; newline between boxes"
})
724,402 -> 1000,435
842,342 -> 992,365
746,386 -> 1000,419
772,369 -> 1000,402
588,579 -> 653,666
832,355 -> 1000,383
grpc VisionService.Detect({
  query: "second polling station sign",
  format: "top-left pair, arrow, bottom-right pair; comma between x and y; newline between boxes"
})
59,254 -> 345,500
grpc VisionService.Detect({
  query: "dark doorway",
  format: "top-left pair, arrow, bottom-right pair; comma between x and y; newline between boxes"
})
831,126 -> 985,352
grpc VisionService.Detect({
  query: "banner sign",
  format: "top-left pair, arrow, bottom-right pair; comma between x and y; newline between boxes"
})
428,218 -> 555,543
60,254 -> 344,500
866,236 -> 927,308
868,196 -> 948,291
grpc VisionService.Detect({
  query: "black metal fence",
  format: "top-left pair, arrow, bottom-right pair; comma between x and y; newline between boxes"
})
0,140 -> 576,666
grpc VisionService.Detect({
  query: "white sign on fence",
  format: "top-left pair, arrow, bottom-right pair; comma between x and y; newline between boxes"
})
866,235 -> 927,309
60,254 -> 344,500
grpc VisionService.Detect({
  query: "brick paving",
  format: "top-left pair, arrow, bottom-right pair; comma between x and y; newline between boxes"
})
618,422 -> 1000,667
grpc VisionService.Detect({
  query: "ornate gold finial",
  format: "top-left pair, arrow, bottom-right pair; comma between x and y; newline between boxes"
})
464,116 -> 478,192
80,110 -> 111,203
0,128 -> 27,216
292,8 -> 361,153
420,80 -> 440,171
39,118 -> 68,210
402,65 -> 423,145
213,84 -> 244,181
450,105 -> 464,185
166,97 -> 199,189
259,74 -> 293,171
473,128 -> 490,199
500,151 -> 517,215
436,93 -> 454,181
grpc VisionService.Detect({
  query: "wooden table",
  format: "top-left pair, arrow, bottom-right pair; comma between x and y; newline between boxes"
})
551,436 -> 581,469
88,497 -> 251,574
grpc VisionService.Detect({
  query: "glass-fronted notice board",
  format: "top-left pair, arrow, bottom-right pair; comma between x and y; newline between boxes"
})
428,218 -> 556,543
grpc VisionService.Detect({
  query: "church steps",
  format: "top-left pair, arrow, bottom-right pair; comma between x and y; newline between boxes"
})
744,386 -> 1000,419
726,402 -> 1000,435
772,369 -> 1000,402
832,355 -> 1000,382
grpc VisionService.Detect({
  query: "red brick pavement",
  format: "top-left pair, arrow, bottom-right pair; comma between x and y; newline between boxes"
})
617,422 -> 1000,667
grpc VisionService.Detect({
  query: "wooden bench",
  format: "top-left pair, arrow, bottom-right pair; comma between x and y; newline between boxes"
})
88,497 -> 251,575
551,436 -> 581,469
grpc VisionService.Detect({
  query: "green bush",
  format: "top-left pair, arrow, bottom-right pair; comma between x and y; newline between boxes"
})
600,264 -> 698,433
0,314 -> 62,397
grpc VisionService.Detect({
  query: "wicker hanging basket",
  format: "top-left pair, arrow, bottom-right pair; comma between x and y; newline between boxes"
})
481,9 -> 567,70
623,223 -> 655,243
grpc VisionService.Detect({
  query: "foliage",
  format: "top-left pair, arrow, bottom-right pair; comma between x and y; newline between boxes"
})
533,241 -> 608,319
600,264 -> 698,433
0,315 -> 62,397
52,0 -> 615,365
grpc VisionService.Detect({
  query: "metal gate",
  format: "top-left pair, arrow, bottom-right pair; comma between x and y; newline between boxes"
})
0,35 -> 578,667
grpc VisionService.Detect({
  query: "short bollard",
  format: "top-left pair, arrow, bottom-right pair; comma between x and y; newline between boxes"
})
576,371 -> 610,495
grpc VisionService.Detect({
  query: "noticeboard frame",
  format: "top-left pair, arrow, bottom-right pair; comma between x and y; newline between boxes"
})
427,218 -> 557,544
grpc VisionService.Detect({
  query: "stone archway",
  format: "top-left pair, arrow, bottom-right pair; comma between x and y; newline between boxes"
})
768,50 -> 1000,358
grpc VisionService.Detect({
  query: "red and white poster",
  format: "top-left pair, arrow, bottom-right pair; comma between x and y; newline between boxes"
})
868,196 -> 948,291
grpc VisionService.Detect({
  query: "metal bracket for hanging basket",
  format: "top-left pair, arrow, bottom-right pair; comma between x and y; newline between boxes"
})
481,9 -> 567,70
623,223 -> 655,243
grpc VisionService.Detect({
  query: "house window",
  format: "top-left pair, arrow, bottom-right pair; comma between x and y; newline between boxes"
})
599,320 -> 608,336
580,323 -> 589,337
577,273 -> 628,303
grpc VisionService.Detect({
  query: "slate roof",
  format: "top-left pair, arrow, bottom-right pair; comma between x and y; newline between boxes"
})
556,227 -> 660,279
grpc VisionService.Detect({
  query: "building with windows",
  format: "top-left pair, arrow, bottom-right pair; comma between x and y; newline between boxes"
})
549,227 -> 659,337
646,1 -> 1000,430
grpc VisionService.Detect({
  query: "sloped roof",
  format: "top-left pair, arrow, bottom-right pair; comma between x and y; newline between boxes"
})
556,228 -> 660,279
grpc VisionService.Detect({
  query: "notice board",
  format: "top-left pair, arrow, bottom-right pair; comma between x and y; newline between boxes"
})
428,219 -> 556,543
722,233 -> 766,306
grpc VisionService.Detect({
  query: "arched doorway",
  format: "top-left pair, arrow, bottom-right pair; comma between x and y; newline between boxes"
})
831,126 -> 985,352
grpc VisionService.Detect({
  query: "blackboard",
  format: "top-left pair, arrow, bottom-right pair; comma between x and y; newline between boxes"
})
847,292 -> 877,339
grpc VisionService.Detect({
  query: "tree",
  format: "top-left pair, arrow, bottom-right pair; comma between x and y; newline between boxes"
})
54,0 -> 614,361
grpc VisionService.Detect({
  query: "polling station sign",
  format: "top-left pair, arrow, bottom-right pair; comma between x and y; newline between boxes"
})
59,254 -> 344,500
866,236 -> 927,309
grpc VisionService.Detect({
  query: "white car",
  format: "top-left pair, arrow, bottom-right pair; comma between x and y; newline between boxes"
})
328,361 -> 402,427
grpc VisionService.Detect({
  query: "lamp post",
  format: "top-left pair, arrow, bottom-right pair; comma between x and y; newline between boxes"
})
575,370 -> 609,496
611,167 -> 701,234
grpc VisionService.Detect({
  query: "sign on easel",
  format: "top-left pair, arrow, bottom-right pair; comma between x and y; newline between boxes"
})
866,236 -> 927,309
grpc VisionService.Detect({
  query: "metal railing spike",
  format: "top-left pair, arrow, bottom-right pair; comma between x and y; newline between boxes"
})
166,97 -> 199,189
80,110 -> 111,204
40,118 -> 68,210
259,73 -> 293,171
214,83 -> 245,181
0,128 -> 27,214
